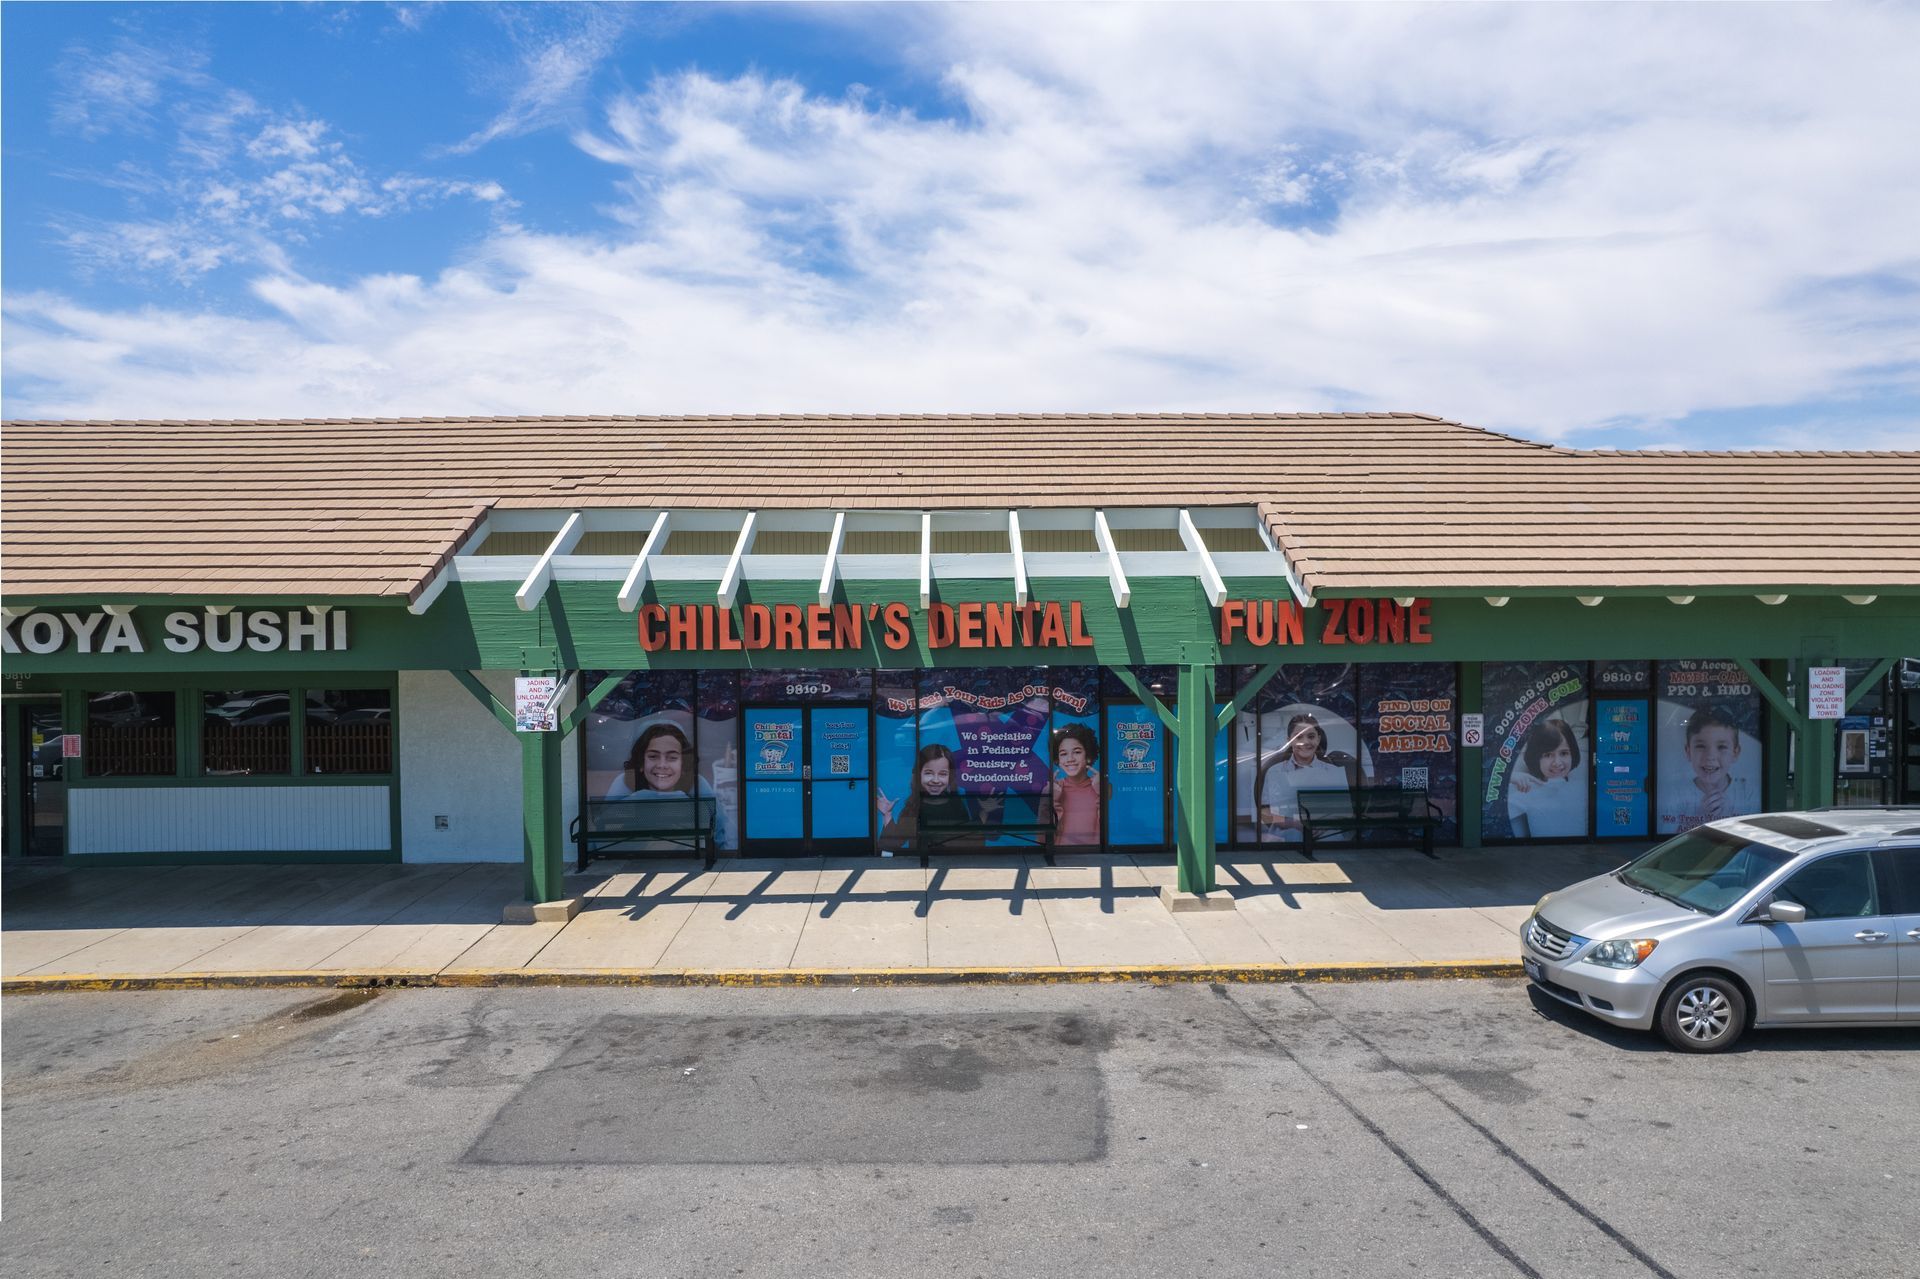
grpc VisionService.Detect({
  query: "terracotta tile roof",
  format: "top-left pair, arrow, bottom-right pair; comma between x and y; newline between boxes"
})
3,413 -> 1916,600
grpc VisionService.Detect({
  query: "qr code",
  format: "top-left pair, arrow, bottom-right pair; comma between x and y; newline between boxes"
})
830,754 -> 851,776
1400,767 -> 1429,789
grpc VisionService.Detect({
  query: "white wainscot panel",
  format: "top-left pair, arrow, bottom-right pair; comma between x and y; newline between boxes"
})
69,787 -> 390,855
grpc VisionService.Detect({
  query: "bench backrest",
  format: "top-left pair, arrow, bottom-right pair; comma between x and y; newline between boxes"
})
585,796 -> 714,835
1296,786 -> 1431,821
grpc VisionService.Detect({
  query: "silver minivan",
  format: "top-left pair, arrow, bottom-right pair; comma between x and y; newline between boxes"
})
1521,808 -> 1920,1051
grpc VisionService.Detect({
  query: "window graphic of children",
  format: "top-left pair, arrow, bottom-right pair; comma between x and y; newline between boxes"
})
1038,724 -> 1107,847
605,722 -> 731,847
1259,713 -> 1350,842
1505,718 -> 1587,837
1670,705 -> 1757,831
876,744 -> 971,852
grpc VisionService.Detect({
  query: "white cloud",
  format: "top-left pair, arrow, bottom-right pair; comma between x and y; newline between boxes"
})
8,5 -> 1920,446
444,5 -> 638,155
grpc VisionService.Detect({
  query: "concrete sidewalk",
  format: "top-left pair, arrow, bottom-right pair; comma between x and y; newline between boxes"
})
1,843 -> 1632,988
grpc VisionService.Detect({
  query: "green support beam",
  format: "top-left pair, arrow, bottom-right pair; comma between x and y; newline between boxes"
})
1106,666 -> 1180,734
1216,659 -> 1284,733
1173,663 -> 1218,895
450,667 -> 577,903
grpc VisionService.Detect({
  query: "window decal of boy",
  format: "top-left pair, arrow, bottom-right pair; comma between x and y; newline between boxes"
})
1673,704 -> 1756,830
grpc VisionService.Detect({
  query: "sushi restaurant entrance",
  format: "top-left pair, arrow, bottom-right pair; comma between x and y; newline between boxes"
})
741,701 -> 875,853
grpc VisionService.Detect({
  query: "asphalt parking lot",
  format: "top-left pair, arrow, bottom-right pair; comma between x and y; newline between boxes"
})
3,980 -> 1915,1278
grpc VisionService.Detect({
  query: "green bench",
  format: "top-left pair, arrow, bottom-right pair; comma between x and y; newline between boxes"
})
1294,787 -> 1442,860
571,796 -> 717,870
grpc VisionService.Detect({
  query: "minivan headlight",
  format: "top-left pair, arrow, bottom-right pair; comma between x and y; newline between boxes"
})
1587,938 -> 1659,968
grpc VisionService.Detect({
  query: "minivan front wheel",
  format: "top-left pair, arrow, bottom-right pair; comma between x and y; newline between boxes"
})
1657,975 -> 1748,1053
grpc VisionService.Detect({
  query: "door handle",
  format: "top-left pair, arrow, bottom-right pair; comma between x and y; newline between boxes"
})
1908,929 -> 1920,941
1854,930 -> 1888,942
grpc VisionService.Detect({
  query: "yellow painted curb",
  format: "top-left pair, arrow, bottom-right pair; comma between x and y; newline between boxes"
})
3,960 -> 1523,993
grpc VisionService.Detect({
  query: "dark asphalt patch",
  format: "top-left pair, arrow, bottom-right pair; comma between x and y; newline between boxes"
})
465,1012 -> 1109,1166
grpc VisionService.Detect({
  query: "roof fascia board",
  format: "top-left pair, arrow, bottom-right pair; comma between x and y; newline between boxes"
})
409,508 -> 492,615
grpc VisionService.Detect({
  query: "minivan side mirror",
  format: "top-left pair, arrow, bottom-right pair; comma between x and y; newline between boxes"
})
1765,900 -> 1807,924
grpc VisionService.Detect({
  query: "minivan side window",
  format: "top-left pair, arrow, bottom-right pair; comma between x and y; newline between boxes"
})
1775,851 -> 1880,920
1877,848 -> 1920,915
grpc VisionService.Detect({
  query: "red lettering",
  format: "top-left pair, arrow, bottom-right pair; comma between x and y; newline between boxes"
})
1017,603 -> 1039,646
717,607 -> 742,651
1347,598 -> 1374,644
1039,602 -> 1068,647
743,604 -> 771,650
928,603 -> 956,648
773,604 -> 804,650
638,604 -> 667,652
882,603 -> 912,650
804,604 -> 834,649
1409,598 -> 1432,644
983,602 -> 1014,648
1276,600 -> 1304,645
832,603 -> 861,649
1218,599 -> 1244,645
1378,599 -> 1405,645
1246,599 -> 1273,646
669,605 -> 698,651
956,602 -> 984,648
1067,601 -> 1093,647
1321,599 -> 1348,644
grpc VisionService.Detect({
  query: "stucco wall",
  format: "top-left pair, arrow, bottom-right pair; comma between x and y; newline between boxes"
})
399,669 -> 580,863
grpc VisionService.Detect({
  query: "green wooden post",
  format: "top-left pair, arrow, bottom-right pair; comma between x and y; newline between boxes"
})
1761,659 -> 1793,812
520,723 -> 565,903
1174,664 -> 1217,894
1459,662 -> 1483,848
1799,657 -> 1837,810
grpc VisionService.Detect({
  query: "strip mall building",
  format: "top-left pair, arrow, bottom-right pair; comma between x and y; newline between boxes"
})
4,414 -> 1917,904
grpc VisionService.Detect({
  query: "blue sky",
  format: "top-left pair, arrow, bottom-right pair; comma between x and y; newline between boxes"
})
4,2 -> 1916,448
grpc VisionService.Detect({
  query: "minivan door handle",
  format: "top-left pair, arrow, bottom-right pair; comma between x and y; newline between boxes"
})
1854,930 -> 1888,942
1907,929 -> 1920,941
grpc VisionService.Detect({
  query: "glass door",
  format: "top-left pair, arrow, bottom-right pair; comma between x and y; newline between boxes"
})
807,705 -> 872,851
8,702 -> 67,857
743,707 -> 805,845
741,704 -> 874,852
1594,697 -> 1651,837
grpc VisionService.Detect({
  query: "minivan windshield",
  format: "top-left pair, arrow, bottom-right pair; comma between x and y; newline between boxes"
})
1617,828 -> 1795,915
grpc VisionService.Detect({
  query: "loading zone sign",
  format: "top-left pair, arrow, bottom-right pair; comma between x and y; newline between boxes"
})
514,676 -> 562,732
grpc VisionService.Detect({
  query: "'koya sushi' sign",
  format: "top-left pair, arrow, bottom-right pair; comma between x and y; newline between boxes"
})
2,608 -> 352,656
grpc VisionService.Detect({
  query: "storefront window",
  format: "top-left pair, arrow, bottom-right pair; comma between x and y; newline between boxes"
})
202,689 -> 292,776
1481,662 -> 1590,840
1832,658 -> 1893,807
304,689 -> 392,775
1242,664 -> 1361,846
581,671 -> 736,850
87,691 -> 177,777
1655,660 -> 1764,833
1360,662 -> 1458,841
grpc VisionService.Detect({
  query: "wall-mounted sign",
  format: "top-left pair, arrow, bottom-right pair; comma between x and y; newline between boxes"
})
514,676 -> 561,732
638,601 -> 1095,653
1,608 -> 351,656
1218,598 -> 1432,647
634,596 -> 1435,654
1807,666 -> 1847,719
1460,713 -> 1484,748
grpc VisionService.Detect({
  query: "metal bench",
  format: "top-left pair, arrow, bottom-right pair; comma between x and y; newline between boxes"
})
571,796 -> 716,870
915,810 -> 1056,867
1294,786 -> 1442,860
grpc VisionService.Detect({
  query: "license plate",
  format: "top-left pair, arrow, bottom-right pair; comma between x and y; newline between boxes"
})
1523,957 -> 1545,983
